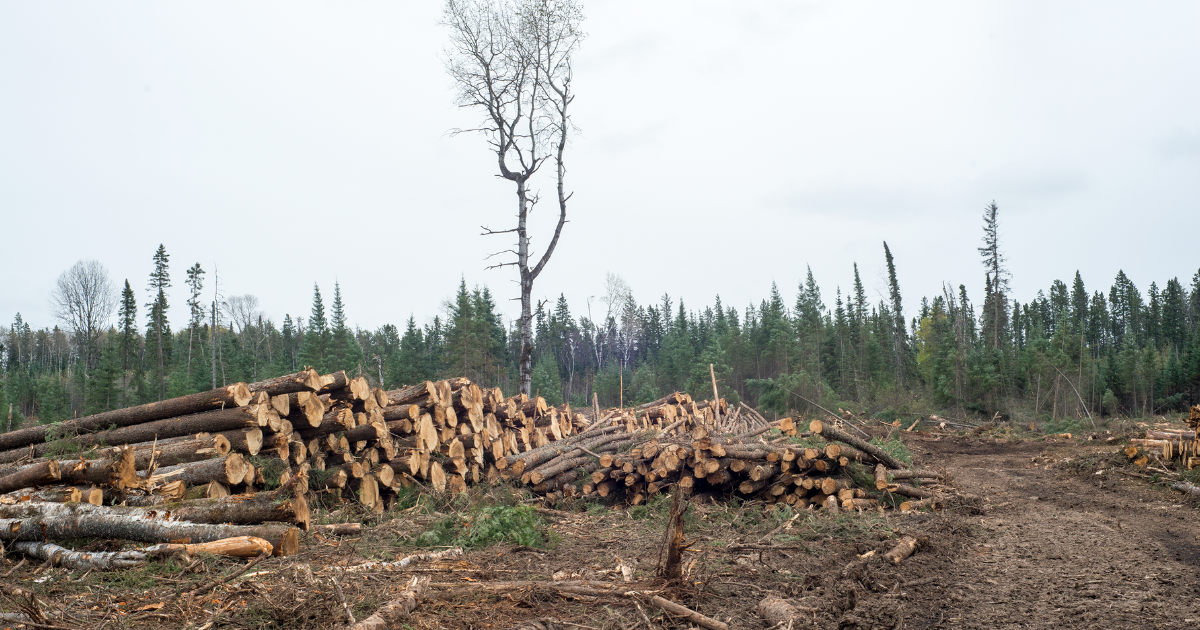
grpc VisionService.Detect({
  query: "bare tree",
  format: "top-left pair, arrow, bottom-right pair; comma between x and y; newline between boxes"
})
443,0 -> 584,395
50,259 -> 116,373
224,294 -> 260,335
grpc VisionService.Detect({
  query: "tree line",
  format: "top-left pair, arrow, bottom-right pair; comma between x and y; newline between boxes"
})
3,221 -> 1200,431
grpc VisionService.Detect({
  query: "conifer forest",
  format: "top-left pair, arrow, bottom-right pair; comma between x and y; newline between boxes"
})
5,213 -> 1199,434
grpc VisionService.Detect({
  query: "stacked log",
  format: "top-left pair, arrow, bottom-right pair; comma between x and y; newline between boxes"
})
0,369 -> 943,571
0,370 -> 331,563
1124,410 -> 1200,470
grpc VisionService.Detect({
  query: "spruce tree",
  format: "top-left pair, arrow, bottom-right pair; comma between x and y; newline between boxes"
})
883,241 -> 908,386
117,280 -> 138,377
1071,271 -> 1088,330
145,245 -> 171,401
299,284 -> 329,372
328,281 -> 362,371
978,202 -> 1010,349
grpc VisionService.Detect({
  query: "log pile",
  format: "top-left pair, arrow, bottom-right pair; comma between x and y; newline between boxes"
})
1123,406 -> 1200,470
0,371 -> 332,565
0,370 -> 948,569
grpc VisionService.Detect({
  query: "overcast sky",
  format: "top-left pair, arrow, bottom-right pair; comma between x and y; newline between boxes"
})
2,1 -> 1198,335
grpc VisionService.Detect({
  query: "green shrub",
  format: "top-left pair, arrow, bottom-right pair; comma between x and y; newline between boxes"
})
869,436 -> 913,466
416,505 -> 550,549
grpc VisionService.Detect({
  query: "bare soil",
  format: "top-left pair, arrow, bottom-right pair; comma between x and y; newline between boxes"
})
3,432 -> 1198,630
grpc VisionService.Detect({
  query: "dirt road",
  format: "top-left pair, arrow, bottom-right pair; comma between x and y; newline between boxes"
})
895,436 -> 1200,630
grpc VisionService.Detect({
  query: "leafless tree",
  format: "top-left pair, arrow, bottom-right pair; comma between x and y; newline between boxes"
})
224,294 -> 260,335
443,0 -> 584,395
50,259 -> 116,373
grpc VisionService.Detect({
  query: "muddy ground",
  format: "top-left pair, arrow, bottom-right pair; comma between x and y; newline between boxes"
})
3,430 -> 1198,630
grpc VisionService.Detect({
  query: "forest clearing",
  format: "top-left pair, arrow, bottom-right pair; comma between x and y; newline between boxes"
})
0,372 -> 1196,630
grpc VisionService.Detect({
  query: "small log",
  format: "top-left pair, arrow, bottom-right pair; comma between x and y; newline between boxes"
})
219,428 -> 264,456
387,382 -> 440,407
319,370 -> 350,393
60,449 -> 140,490
883,535 -> 922,564
899,498 -> 943,512
146,535 -> 274,559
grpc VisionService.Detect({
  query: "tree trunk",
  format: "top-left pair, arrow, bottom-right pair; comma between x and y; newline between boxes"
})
154,453 -> 249,486
10,540 -> 145,571
0,501 -> 300,556
248,370 -> 322,396
0,383 -> 252,452
0,407 -> 265,464
0,460 -> 60,494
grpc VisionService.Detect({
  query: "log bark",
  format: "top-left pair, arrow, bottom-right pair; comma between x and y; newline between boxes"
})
0,383 -> 252,452
809,419 -> 907,470
248,370 -> 322,395
11,540 -> 146,571
156,479 -> 310,529
319,370 -> 351,393
0,501 -> 300,555
0,460 -> 60,494
0,407 -> 264,465
387,382 -> 440,407
154,453 -> 249,486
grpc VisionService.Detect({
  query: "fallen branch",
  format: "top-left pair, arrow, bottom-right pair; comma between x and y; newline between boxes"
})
345,575 -> 429,630
331,547 -> 464,573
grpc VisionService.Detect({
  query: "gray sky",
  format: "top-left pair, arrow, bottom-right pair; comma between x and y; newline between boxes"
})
3,1 -> 1198,334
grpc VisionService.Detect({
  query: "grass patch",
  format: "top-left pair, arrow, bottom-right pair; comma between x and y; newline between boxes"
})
415,504 -> 551,549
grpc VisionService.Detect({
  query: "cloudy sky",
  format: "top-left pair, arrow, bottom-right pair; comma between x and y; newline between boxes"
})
2,1 -> 1197,334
